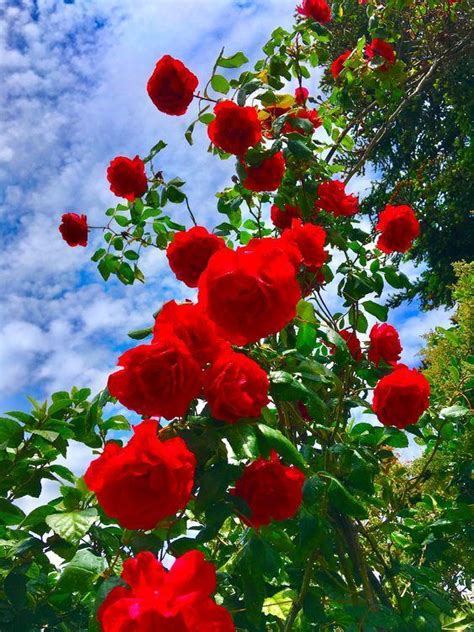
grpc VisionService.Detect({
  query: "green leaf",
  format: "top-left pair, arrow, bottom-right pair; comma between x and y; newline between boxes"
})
270,371 -> 308,401
211,74 -> 230,94
0,417 -> 23,447
0,499 -> 26,526
362,300 -> 388,322
127,326 -> 153,340
296,322 -> 318,354
114,215 -> 130,227
217,51 -> 249,68
57,548 -> 106,592
224,424 -> 260,460
287,138 -> 314,160
199,113 -> 215,124
327,476 -> 368,519
256,423 -> 307,470
263,588 -> 296,620
46,508 -> 98,544
440,404 -> 470,419
383,266 -> 410,289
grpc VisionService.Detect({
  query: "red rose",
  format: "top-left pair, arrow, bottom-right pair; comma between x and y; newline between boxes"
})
230,451 -> 305,528
295,86 -> 309,104
297,0 -> 332,23
59,213 -> 88,247
107,339 -> 202,419
283,108 -> 321,135
372,365 -> 430,428
153,300 -> 228,366
365,39 -> 396,71
204,349 -> 269,423
208,101 -> 262,155
98,550 -> 235,631
339,329 -> 363,361
147,55 -> 198,116
368,323 -> 402,367
241,152 -> 286,192
315,179 -> 359,217
107,155 -> 148,202
331,50 -> 351,79
282,219 -> 328,271
375,204 -> 420,253
245,236 -> 303,271
271,203 -> 302,230
167,226 -> 226,288
198,241 -> 301,345
84,420 -> 195,530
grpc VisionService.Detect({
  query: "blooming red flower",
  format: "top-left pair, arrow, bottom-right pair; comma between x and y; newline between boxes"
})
230,451 -> 305,528
283,108 -> 321,135
107,339 -> 202,419
84,420 -> 195,530
167,226 -> 226,288
331,50 -> 351,79
375,204 -> 420,253
244,236 -> 302,271
198,241 -> 301,345
372,365 -> 430,428
297,0 -> 332,23
147,55 -> 198,116
97,549 -> 235,631
339,329 -> 363,361
204,349 -> 269,423
365,39 -> 396,71
315,180 -> 359,217
59,213 -> 88,247
107,155 -> 148,202
282,219 -> 328,271
208,101 -> 262,155
152,300 -> 228,367
241,152 -> 285,192
295,86 -> 309,105
271,203 -> 302,230
368,323 -> 402,367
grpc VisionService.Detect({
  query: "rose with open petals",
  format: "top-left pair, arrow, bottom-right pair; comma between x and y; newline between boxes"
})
199,240 -> 301,345
84,420 -> 195,530
297,0 -> 332,23
283,108 -> 321,135
282,219 -> 328,271
98,550 -> 234,631
204,349 -> 269,423
373,365 -> 430,428
147,55 -> 198,115
107,339 -> 202,419
375,204 -> 420,253
107,155 -> 148,202
230,451 -> 305,528
271,203 -> 302,230
167,226 -> 226,288
241,152 -> 285,192
59,213 -> 88,247
315,180 -> 359,217
365,39 -> 396,71
208,101 -> 262,155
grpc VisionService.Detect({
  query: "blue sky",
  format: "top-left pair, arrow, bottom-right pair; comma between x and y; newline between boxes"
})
0,0 -> 451,420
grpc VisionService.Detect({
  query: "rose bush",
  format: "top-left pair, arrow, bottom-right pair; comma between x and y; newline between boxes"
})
2,2 -> 472,631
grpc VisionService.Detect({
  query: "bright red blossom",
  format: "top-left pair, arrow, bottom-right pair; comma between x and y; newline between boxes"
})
282,219 -> 328,271
204,349 -> 269,423
376,204 -> 420,253
107,339 -> 202,419
331,50 -> 351,79
167,226 -> 226,288
84,420 -> 195,530
339,329 -> 363,361
208,101 -> 262,155
283,108 -> 321,135
152,300 -> 228,367
295,86 -> 309,104
59,213 -> 88,247
107,155 -> 148,202
198,240 -> 301,345
271,203 -> 302,230
241,152 -> 286,192
297,0 -> 332,23
231,451 -> 305,528
368,323 -> 402,366
373,365 -> 430,428
315,180 -> 359,217
98,550 -> 234,632
147,55 -> 198,116
365,39 -> 396,71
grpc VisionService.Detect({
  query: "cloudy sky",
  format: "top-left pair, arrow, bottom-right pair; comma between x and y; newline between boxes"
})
0,0 -> 451,422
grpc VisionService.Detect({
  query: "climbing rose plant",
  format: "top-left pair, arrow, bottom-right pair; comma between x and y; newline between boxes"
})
2,1 -> 472,631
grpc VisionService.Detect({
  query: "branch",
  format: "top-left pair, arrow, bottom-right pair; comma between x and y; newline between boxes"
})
283,550 -> 318,631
